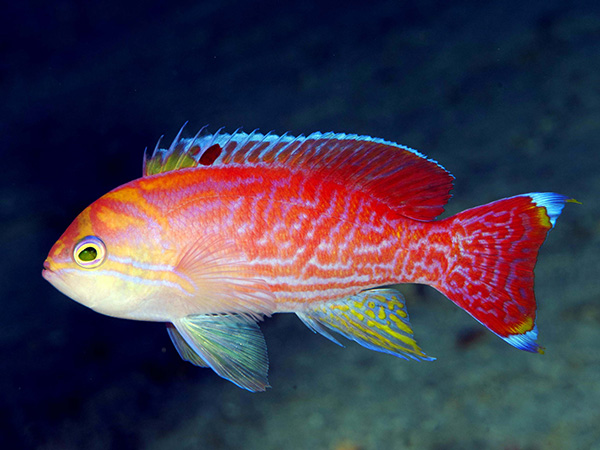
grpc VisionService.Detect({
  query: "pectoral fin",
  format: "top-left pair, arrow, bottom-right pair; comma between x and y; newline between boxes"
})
174,235 -> 276,320
172,314 -> 269,392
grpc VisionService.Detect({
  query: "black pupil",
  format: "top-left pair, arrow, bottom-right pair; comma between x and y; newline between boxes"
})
79,247 -> 98,262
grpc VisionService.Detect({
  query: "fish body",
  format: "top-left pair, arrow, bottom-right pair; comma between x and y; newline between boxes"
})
43,128 -> 573,391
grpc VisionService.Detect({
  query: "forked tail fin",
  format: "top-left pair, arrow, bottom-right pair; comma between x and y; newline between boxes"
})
435,193 -> 574,353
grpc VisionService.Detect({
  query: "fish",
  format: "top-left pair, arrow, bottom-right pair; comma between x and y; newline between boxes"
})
42,126 -> 575,391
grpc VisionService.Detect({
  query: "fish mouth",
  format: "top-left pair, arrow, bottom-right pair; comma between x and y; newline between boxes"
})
42,259 -> 72,300
42,259 -> 55,281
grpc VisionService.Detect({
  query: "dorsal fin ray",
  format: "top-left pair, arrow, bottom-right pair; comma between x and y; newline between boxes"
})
143,127 -> 455,221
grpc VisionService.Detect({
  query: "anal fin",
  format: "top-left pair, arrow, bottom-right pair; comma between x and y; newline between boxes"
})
298,288 -> 434,361
172,314 -> 270,392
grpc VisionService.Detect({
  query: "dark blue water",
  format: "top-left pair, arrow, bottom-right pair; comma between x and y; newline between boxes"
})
2,1 -> 599,448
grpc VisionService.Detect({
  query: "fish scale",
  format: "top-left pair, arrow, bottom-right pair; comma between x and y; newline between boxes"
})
43,127 -> 574,391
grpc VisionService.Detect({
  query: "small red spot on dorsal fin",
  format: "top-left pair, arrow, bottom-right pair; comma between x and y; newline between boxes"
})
198,144 -> 222,166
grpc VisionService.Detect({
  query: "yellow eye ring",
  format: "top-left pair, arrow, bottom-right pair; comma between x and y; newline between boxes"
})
73,236 -> 107,269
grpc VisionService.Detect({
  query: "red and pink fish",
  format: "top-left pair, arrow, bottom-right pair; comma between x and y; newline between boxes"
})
42,126 -> 574,391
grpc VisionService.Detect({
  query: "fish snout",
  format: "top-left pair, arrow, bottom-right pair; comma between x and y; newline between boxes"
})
42,259 -> 55,280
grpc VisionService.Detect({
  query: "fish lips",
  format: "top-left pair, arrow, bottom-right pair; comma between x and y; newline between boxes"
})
42,260 -> 73,302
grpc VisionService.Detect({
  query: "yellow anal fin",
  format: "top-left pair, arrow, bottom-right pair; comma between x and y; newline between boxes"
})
298,288 -> 434,361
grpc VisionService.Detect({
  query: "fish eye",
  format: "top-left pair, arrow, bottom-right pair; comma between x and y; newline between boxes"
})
73,236 -> 106,269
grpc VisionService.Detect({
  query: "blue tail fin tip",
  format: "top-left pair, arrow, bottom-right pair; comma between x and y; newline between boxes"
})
502,326 -> 541,353
527,192 -> 571,227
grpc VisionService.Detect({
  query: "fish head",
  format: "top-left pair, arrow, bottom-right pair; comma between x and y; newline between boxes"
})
42,190 -> 171,320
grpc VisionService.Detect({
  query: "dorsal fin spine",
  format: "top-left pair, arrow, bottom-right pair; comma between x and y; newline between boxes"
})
168,122 -> 188,153
189,125 -> 207,147
222,127 -> 244,151
213,126 -> 227,145
153,135 -> 164,155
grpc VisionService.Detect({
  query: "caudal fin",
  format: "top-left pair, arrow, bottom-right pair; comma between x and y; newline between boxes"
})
436,193 -> 573,353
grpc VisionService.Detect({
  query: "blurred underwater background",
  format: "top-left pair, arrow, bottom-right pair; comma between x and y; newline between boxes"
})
2,0 -> 600,448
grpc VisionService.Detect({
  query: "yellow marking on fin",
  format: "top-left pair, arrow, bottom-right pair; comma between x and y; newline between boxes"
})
144,141 -> 203,176
301,289 -> 432,360
340,308 -> 422,355
352,300 -> 364,309
332,304 -> 350,312
350,310 -> 365,321
367,316 -> 420,350
536,208 -> 552,228
509,316 -> 535,335
380,325 -> 419,349
389,313 -> 412,333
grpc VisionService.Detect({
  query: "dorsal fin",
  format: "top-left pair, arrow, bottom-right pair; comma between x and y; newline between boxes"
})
143,127 -> 455,221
